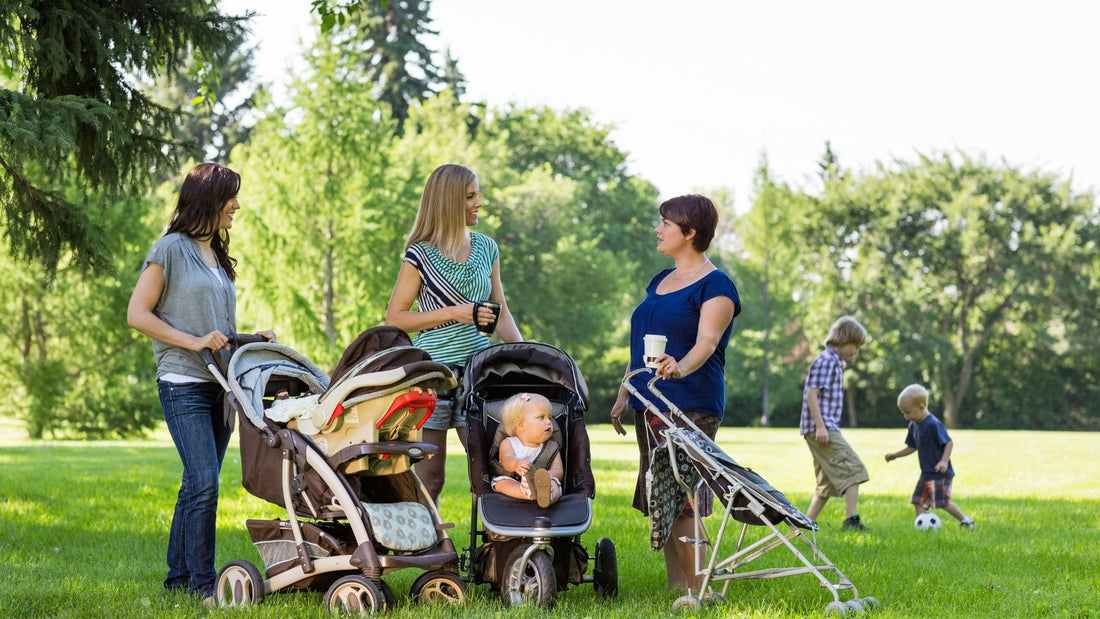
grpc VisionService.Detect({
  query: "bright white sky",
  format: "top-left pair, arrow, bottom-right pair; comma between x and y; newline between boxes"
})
221,0 -> 1100,210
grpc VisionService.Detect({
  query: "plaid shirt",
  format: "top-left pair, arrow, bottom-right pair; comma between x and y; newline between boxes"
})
799,346 -> 845,434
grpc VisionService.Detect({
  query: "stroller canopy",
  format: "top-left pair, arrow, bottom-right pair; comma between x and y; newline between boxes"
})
324,326 -> 456,409
457,341 -> 589,412
228,343 -> 331,430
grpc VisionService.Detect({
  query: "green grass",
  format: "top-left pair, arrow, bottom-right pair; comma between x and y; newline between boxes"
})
2,422 -> 1098,618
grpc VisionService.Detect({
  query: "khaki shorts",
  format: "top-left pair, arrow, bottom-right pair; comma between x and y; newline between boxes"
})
803,429 -> 869,498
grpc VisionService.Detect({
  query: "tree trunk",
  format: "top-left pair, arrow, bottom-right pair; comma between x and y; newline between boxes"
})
760,255 -> 771,426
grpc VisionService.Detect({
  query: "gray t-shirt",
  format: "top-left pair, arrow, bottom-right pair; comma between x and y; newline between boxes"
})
144,232 -> 237,380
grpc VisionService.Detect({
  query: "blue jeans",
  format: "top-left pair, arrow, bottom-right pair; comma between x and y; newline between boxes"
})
158,380 -> 233,596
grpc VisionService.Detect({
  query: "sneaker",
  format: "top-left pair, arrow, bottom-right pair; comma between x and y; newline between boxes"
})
841,515 -> 866,530
960,518 -> 975,529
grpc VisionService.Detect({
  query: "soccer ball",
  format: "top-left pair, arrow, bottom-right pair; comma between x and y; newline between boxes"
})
915,512 -> 942,531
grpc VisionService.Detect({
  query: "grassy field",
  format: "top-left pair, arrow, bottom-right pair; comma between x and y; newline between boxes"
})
1,418 -> 1098,618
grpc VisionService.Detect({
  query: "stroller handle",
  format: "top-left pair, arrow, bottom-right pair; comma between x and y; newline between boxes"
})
621,368 -> 709,438
201,333 -> 269,391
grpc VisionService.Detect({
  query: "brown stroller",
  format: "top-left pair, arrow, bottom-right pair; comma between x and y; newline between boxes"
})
207,327 -> 467,614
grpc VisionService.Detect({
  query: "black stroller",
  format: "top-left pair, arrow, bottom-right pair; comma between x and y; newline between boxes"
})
460,342 -> 618,607
206,327 -> 468,614
623,368 -> 880,616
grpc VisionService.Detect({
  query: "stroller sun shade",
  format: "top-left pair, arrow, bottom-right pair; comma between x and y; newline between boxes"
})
228,342 -> 331,430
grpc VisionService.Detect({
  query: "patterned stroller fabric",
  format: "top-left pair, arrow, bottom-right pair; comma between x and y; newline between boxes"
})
647,443 -> 696,550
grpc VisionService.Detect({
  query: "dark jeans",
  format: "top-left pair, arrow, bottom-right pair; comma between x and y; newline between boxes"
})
158,380 -> 232,596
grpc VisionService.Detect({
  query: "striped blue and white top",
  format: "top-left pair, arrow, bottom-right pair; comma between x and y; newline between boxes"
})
404,232 -> 498,366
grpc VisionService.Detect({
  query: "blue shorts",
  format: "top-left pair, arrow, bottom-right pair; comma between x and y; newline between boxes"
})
911,478 -> 953,509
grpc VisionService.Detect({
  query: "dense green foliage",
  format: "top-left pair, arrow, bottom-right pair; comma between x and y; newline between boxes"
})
1,1 -> 1097,438
0,0 -> 249,275
2,426 -> 1098,617
729,152 -> 1100,431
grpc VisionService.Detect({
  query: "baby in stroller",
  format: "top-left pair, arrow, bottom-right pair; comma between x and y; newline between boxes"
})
492,393 -> 563,508
462,342 -> 616,608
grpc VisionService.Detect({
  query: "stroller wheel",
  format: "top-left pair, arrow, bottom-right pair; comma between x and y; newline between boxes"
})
377,579 -> 396,611
214,559 -> 264,607
858,596 -> 881,611
824,600 -> 851,616
325,575 -> 385,615
501,547 -> 556,608
592,537 -> 618,598
672,594 -> 702,611
411,570 -> 467,605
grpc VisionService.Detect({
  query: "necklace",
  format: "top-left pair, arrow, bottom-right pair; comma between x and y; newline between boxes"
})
674,258 -> 710,280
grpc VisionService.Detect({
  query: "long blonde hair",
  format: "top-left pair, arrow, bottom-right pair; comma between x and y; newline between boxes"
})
404,163 -> 477,260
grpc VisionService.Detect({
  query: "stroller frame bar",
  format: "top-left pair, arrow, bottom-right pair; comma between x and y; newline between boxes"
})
674,434 -> 854,602
622,369 -> 865,609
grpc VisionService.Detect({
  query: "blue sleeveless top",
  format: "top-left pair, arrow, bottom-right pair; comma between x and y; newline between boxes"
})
626,269 -> 741,418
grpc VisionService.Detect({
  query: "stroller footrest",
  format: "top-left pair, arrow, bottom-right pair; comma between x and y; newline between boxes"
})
479,493 -> 591,528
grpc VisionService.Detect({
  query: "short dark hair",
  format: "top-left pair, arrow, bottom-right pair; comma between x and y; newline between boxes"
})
659,194 -> 718,252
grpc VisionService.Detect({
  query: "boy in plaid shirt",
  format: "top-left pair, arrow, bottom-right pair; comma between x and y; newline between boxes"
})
800,316 -> 870,530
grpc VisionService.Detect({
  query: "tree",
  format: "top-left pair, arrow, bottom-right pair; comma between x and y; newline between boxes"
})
0,187 -> 165,438
728,156 -> 816,427
322,0 -> 445,134
229,26 -> 402,368
812,152 -> 1098,428
1,0 -> 250,276
147,28 -> 261,168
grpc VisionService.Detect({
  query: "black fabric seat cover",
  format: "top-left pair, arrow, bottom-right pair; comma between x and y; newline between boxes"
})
479,493 -> 589,528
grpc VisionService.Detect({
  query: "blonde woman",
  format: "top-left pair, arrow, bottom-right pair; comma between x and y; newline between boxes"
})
386,163 -> 522,504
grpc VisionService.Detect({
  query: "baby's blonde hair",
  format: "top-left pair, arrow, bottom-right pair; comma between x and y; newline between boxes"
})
825,315 -> 868,348
501,392 -> 552,436
897,384 -> 929,411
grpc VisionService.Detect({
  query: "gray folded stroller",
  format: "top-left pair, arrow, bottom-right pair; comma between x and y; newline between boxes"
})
623,368 -> 880,616
207,327 -> 467,614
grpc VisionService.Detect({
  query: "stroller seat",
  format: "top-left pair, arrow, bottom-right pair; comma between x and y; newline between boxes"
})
261,329 -> 455,477
477,397 -> 591,536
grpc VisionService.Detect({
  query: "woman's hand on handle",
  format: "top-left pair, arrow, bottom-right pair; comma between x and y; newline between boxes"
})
653,353 -> 683,380
193,330 -> 230,353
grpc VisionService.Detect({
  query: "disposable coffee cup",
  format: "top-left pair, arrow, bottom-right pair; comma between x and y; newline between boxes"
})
475,301 -> 502,337
643,334 -> 667,368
